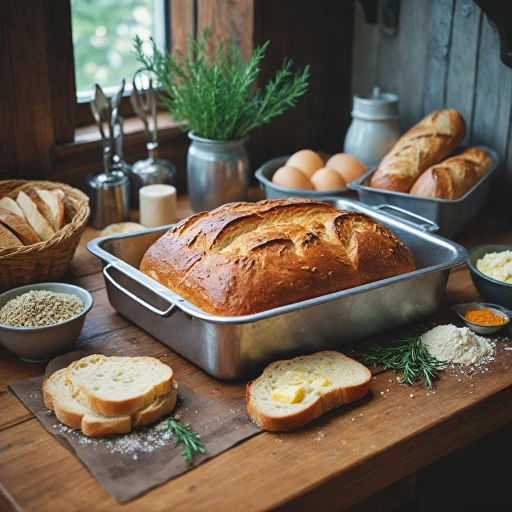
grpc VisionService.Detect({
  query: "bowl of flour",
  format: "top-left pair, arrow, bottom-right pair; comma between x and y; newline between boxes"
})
468,244 -> 512,309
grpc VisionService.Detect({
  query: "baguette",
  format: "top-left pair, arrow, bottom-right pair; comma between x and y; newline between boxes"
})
16,191 -> 55,241
0,223 -> 23,248
409,147 -> 493,200
246,351 -> 371,431
0,208 -> 40,245
370,109 -> 467,192
44,368 -> 178,437
66,354 -> 174,417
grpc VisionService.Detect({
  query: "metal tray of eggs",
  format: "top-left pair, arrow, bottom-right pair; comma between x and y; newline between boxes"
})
255,150 -> 367,200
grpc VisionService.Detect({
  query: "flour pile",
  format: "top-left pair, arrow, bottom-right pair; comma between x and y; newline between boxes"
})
421,324 -> 494,365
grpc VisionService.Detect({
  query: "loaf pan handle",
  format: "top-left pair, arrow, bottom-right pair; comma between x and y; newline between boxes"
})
103,263 -> 178,318
373,204 -> 439,232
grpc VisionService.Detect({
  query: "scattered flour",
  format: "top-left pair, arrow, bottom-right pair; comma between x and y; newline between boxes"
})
421,324 -> 494,365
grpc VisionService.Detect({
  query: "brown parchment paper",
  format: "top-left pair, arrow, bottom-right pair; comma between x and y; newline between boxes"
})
8,350 -> 261,503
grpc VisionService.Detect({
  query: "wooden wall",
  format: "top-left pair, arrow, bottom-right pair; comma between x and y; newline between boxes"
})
352,0 -> 512,213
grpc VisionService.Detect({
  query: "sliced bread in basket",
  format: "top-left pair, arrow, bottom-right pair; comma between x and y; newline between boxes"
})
44,369 -> 178,437
66,355 -> 174,417
246,351 -> 371,431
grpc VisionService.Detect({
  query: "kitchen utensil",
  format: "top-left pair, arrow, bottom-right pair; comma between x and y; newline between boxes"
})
87,81 -> 131,229
130,70 -> 176,207
344,87 -> 401,168
256,156 -> 349,199
88,197 -> 467,379
187,132 -> 250,212
454,302 -> 510,334
467,244 -> 512,308
348,145 -> 500,238
0,283 -> 93,362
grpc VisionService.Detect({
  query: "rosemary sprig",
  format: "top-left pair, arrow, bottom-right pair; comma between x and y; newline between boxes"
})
162,417 -> 205,463
362,337 -> 446,390
133,27 -> 309,140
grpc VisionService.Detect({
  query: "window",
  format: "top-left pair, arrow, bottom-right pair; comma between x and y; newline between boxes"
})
71,0 -> 167,102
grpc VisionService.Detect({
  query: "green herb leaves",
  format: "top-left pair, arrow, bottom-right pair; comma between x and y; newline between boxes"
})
133,27 -> 309,140
162,417 -> 205,463
362,337 -> 446,390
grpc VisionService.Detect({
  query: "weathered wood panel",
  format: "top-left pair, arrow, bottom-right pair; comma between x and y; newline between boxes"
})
352,0 -> 512,211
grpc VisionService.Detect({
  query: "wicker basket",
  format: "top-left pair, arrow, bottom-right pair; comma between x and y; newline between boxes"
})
0,180 -> 90,292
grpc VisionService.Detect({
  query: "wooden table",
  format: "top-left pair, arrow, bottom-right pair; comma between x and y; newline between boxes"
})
1,194 -> 511,511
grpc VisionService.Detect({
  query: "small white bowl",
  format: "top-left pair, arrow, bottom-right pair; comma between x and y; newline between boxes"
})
0,283 -> 93,362
456,302 -> 510,335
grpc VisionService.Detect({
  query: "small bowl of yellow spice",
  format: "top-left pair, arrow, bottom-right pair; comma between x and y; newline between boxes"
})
456,302 -> 510,335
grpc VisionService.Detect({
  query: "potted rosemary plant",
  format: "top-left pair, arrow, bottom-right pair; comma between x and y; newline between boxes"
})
133,28 -> 309,211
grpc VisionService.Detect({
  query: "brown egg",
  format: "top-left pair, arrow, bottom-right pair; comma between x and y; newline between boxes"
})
311,168 -> 347,191
272,166 -> 313,190
325,153 -> 367,184
286,150 -> 324,178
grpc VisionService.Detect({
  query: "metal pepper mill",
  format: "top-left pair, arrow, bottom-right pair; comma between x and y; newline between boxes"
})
86,81 -> 130,229
129,70 -> 176,207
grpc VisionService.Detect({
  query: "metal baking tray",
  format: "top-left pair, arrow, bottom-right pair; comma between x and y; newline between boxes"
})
347,145 -> 500,238
88,198 -> 467,379
255,156 -> 350,199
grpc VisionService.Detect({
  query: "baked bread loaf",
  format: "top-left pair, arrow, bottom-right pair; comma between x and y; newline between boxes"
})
66,355 -> 174,417
370,109 -> 467,192
140,197 -> 415,316
44,368 -> 178,437
409,147 -> 493,200
246,351 -> 372,431
16,190 -> 55,241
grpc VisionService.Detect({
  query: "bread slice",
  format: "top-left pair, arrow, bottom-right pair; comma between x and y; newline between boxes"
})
27,188 -> 65,231
0,223 -> 23,248
16,191 -> 55,241
44,369 -> 178,437
0,207 -> 40,245
0,197 -> 25,218
246,351 -> 372,431
66,355 -> 174,417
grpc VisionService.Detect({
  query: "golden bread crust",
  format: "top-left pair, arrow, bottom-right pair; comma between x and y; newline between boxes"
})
140,197 -> 416,316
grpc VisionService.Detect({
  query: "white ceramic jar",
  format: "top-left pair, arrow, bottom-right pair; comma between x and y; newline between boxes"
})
343,88 -> 400,168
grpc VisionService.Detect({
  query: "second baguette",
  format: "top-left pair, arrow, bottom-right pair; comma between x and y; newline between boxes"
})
409,147 -> 493,200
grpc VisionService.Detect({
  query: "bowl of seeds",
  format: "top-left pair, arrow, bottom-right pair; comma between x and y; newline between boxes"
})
0,283 -> 93,362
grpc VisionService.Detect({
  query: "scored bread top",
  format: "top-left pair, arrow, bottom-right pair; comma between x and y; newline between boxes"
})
66,355 -> 174,417
140,197 -> 415,316
246,351 -> 372,432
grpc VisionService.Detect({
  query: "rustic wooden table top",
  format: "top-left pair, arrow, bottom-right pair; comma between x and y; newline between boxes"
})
1,192 -> 511,512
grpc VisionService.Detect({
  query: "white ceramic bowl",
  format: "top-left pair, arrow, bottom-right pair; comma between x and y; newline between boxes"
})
0,283 -> 93,362
456,302 -> 510,335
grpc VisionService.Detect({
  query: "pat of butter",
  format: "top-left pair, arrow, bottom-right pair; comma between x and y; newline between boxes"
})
312,378 -> 330,387
271,385 -> 305,404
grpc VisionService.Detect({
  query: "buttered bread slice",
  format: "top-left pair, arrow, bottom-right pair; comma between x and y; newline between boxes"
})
66,355 -> 173,417
44,369 -> 178,437
246,351 -> 371,431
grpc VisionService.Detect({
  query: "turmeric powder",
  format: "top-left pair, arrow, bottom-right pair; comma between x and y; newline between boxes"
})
464,308 -> 507,326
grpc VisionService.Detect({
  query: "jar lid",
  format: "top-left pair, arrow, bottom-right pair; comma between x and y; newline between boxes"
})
352,87 -> 399,120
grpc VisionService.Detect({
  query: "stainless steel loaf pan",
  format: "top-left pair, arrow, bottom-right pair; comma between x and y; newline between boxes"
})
347,145 -> 500,238
88,198 -> 467,379
255,156 -> 349,199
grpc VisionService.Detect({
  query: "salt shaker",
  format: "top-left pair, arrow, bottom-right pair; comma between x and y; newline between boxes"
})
343,87 -> 401,168
130,71 -> 176,207
86,82 -> 131,229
